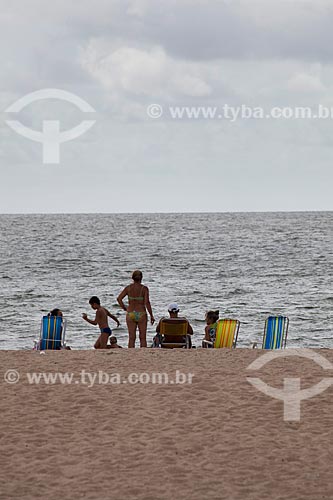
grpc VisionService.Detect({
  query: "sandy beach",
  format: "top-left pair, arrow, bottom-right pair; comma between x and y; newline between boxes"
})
0,349 -> 332,500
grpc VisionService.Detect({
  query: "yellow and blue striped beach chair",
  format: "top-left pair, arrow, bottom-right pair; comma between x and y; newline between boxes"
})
203,319 -> 240,348
37,315 -> 66,350
261,316 -> 289,349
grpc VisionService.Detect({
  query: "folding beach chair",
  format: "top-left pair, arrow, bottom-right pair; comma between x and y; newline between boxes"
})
202,319 -> 240,348
35,315 -> 67,350
154,318 -> 191,349
253,316 -> 289,349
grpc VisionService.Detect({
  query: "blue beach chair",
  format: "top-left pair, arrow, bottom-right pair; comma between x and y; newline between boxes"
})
36,315 -> 67,350
253,316 -> 289,349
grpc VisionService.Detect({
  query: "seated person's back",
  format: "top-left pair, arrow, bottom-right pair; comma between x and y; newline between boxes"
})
156,303 -> 193,343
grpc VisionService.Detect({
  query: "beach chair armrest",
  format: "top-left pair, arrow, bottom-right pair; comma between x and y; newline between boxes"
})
161,342 -> 187,346
33,339 -> 40,350
202,339 -> 213,348
185,334 -> 191,349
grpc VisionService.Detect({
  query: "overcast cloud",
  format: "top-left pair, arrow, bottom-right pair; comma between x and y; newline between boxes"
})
1,0 -> 333,212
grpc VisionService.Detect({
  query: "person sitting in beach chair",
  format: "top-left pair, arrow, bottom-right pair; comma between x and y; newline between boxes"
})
153,303 -> 193,348
35,309 -> 67,350
252,316 -> 289,349
202,310 -> 219,347
202,317 -> 240,348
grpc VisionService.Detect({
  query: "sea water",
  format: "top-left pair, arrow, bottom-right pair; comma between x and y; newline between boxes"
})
0,212 -> 332,349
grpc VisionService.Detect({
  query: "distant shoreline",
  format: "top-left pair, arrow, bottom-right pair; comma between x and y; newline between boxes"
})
1,210 -> 333,216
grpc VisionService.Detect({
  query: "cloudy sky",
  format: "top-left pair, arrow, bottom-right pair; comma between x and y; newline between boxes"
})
1,0 -> 333,212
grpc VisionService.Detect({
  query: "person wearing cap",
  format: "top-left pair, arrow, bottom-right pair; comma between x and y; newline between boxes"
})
154,303 -> 193,346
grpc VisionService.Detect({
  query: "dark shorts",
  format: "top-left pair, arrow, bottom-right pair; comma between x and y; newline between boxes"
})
101,327 -> 112,335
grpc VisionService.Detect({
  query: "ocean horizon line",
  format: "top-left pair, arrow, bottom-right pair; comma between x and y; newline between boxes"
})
0,209 -> 333,216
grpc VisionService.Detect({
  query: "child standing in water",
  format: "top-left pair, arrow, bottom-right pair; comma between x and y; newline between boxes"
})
203,310 -> 219,347
82,296 -> 120,349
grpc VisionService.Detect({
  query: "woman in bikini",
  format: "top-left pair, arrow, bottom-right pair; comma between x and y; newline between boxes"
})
117,270 -> 155,348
